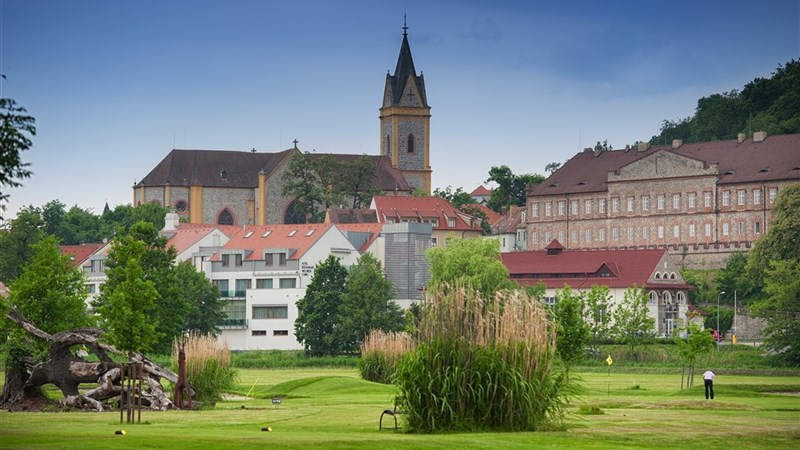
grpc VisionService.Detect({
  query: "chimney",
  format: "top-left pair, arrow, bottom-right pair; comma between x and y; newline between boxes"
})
753,131 -> 767,143
163,210 -> 180,231
637,141 -> 650,152
737,132 -> 746,144
672,139 -> 683,149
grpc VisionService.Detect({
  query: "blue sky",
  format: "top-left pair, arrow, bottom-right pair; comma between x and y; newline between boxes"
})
2,0 -> 798,217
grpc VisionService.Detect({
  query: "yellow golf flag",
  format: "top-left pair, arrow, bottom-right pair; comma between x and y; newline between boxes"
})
606,355 -> 613,366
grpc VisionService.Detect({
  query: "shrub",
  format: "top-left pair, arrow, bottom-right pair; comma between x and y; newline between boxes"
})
172,334 -> 236,403
230,350 -> 358,368
395,284 -> 571,432
359,330 -> 415,384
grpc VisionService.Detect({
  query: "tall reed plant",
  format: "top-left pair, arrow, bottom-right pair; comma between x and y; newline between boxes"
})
172,334 -> 236,402
359,330 -> 415,384
395,284 -> 571,432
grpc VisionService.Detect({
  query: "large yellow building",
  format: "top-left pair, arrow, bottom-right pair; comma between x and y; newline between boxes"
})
525,133 -> 800,268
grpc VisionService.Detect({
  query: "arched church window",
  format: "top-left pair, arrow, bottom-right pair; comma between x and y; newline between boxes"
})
648,291 -> 657,304
218,209 -> 234,226
385,134 -> 391,155
407,134 -> 415,153
662,291 -> 673,304
676,292 -> 685,305
284,201 -> 306,224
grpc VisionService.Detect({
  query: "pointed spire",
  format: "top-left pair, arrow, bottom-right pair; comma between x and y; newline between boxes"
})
387,16 -> 427,107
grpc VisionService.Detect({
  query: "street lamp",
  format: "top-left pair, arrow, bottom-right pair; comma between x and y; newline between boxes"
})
717,291 -> 725,351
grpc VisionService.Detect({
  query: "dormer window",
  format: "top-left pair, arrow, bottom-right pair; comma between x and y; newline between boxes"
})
288,230 -> 297,237
447,217 -> 456,228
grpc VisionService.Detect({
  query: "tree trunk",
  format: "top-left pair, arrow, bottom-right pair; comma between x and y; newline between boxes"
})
2,306 -> 190,411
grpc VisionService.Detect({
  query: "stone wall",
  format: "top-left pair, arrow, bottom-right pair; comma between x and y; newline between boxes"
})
265,158 -> 295,224
202,187 -> 253,225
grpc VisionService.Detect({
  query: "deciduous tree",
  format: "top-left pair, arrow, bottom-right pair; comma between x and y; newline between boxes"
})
97,254 -> 160,353
751,259 -> 800,365
0,98 -> 36,216
583,285 -> 614,352
95,221 -> 220,354
7,235 -> 89,342
746,183 -> 800,293
339,155 -> 379,209
294,255 -> 348,356
485,165 -> 544,213
675,321 -> 714,388
552,287 -> 589,371
426,237 -> 515,299
612,286 -> 655,358
0,206 -> 44,283
338,253 -> 405,353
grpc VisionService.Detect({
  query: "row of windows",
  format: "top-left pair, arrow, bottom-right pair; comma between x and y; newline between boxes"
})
531,187 -> 779,219
213,277 -> 297,295
542,291 -> 685,306
386,216 -> 455,228
251,329 -> 289,336
648,291 -> 686,305
221,252 -> 289,267
532,220 -> 761,244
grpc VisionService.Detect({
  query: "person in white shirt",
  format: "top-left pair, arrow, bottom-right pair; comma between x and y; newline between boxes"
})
703,370 -> 715,400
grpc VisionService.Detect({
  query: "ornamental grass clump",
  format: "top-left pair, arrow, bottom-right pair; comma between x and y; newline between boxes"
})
359,330 -> 415,384
172,334 -> 236,402
395,284 -> 570,433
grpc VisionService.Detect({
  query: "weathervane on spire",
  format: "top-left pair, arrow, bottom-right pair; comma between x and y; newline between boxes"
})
403,13 -> 408,36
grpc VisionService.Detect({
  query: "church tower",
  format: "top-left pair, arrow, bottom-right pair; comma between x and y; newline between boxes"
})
380,19 -> 432,194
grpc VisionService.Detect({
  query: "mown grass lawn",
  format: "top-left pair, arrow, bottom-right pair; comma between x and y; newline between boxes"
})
1,368 -> 798,449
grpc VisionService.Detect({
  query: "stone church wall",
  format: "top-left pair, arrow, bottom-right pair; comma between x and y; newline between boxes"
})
265,160 -> 294,224
203,187 -> 253,225
144,187 -> 164,205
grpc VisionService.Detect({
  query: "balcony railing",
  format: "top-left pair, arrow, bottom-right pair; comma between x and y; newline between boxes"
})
218,318 -> 248,329
219,290 -> 247,298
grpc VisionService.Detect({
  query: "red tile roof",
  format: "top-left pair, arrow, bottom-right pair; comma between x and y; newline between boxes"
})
529,134 -> 800,197
470,185 -> 492,196
210,223 -> 337,261
60,243 -> 104,268
501,246 -> 692,290
490,205 -> 522,233
371,195 -> 482,231
471,203 -> 502,225
162,223 -> 241,257
325,208 -> 379,224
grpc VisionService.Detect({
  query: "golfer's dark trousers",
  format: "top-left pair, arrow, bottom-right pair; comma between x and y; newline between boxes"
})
704,379 -> 714,399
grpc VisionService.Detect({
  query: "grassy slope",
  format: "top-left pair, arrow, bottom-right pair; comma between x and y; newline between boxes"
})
1,368 -> 798,449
